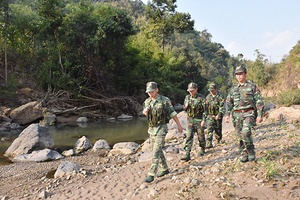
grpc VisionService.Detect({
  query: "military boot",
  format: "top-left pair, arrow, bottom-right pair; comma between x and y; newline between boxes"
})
198,147 -> 205,156
145,175 -> 154,183
206,140 -> 213,149
240,151 -> 249,162
181,153 -> 191,161
157,170 -> 170,177
248,152 -> 256,162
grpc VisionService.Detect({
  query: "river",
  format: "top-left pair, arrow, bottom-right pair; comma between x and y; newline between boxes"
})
0,117 -> 149,165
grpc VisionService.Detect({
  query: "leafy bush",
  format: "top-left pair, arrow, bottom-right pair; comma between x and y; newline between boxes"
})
270,88 -> 300,106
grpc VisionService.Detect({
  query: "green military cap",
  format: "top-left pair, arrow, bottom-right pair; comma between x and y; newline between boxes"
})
235,65 -> 247,74
146,82 -> 157,93
187,82 -> 198,91
208,83 -> 217,91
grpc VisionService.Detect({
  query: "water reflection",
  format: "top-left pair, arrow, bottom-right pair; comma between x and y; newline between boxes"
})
0,117 -> 149,156
49,117 -> 149,150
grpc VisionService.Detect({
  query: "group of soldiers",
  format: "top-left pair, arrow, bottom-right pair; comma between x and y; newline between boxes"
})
142,65 -> 264,183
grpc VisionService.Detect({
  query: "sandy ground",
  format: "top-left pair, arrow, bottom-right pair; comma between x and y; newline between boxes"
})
0,115 -> 299,200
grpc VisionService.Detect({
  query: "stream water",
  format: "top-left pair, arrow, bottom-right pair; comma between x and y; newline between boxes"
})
0,117 -> 149,165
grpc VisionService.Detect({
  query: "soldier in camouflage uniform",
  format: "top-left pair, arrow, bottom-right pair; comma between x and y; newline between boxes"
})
205,83 -> 225,148
225,65 -> 264,162
181,82 -> 207,161
143,82 -> 183,183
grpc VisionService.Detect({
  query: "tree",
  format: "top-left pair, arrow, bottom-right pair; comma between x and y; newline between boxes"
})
0,0 -> 9,82
248,49 -> 268,87
145,0 -> 194,51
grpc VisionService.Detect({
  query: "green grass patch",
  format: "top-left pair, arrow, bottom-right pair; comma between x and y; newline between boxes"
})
257,157 -> 281,179
270,88 -> 300,106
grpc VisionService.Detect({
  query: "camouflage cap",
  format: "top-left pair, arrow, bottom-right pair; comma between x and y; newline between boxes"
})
187,82 -> 198,91
235,65 -> 247,74
208,83 -> 217,91
146,82 -> 157,93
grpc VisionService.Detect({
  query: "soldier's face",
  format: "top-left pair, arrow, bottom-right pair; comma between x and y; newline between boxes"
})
235,72 -> 246,83
210,89 -> 217,95
189,88 -> 198,96
148,88 -> 158,98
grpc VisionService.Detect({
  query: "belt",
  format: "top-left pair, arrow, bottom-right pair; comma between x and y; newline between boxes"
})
234,108 -> 254,113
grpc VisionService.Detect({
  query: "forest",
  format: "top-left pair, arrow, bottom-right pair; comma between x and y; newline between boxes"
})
0,0 -> 299,114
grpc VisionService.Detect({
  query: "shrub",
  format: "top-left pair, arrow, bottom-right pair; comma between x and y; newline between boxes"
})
271,88 -> 300,106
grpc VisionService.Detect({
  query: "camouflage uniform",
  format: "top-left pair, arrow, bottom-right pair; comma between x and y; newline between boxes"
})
143,95 -> 177,177
183,85 -> 207,159
225,66 -> 264,161
205,85 -> 225,147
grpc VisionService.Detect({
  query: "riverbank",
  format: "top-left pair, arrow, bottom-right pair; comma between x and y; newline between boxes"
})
0,112 -> 299,199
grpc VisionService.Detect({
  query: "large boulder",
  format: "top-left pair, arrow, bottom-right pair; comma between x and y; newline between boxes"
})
12,149 -> 64,162
9,101 -> 44,125
4,123 -> 54,158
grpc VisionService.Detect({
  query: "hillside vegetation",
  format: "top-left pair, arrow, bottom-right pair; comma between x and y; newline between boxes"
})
263,41 -> 300,106
0,0 -> 299,113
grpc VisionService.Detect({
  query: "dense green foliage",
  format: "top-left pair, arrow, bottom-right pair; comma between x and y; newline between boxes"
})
0,0 -> 298,107
267,41 -> 300,106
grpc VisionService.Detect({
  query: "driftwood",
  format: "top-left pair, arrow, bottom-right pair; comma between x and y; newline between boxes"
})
43,90 -> 141,118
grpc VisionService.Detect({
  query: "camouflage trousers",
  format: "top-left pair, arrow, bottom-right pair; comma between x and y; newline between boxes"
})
147,134 -> 168,176
206,116 -> 222,142
184,119 -> 206,153
233,110 -> 256,155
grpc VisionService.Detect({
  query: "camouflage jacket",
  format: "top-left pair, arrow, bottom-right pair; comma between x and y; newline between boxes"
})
205,93 -> 225,117
184,93 -> 207,121
143,95 -> 177,129
225,80 -> 264,117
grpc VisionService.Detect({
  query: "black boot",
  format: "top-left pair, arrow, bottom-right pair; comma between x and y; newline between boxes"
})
181,153 -> 191,161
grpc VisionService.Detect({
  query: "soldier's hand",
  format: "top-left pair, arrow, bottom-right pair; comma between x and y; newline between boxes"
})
143,107 -> 150,116
256,117 -> 263,123
200,120 -> 205,127
178,124 -> 183,133
225,116 -> 230,123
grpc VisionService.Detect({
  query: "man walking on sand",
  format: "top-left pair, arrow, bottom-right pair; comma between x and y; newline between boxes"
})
224,65 -> 264,162
205,83 -> 225,148
143,82 -> 183,183
181,82 -> 207,161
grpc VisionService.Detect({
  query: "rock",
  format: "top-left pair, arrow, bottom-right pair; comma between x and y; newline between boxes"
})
38,190 -> 51,199
43,112 -> 57,126
168,111 -> 187,130
138,151 -> 152,162
12,149 -> 64,162
9,101 -> 44,125
54,161 -> 82,178
0,114 -> 12,123
9,123 -> 22,130
76,117 -> 88,123
266,106 -> 300,123
74,136 -> 92,154
114,141 -> 139,150
165,145 -> 179,154
4,123 -> 54,158
62,149 -> 75,157
117,114 -> 133,121
93,139 -> 111,151
108,142 -> 140,155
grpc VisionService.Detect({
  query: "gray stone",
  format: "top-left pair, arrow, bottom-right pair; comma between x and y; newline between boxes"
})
54,161 -> 82,178
9,101 -> 43,125
4,123 -> 54,158
93,139 -> 111,151
74,136 -> 92,154
12,149 -> 64,162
